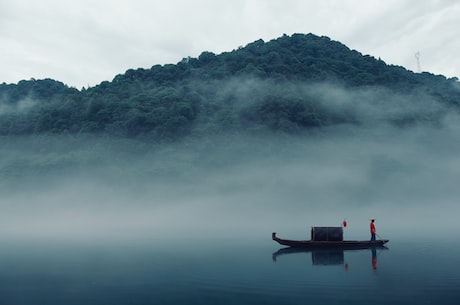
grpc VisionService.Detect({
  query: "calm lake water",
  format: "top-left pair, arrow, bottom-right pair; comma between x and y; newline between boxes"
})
0,236 -> 459,305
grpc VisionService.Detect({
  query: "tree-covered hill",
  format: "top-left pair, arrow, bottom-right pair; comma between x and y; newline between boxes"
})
1,33 -> 459,139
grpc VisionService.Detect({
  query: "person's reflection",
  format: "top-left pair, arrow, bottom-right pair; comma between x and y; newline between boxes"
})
371,247 -> 377,270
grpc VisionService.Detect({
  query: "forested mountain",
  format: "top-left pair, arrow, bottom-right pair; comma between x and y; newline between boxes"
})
1,33 -> 459,140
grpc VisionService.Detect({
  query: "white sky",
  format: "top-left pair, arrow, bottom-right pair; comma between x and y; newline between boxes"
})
1,0 -> 459,89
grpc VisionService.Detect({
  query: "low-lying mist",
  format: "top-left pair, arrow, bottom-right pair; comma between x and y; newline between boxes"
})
1,81 -> 460,243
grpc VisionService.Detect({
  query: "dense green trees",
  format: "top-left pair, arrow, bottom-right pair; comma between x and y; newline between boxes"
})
1,33 -> 459,140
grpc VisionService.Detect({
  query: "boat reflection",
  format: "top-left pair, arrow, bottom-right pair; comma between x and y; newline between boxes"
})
272,246 -> 387,270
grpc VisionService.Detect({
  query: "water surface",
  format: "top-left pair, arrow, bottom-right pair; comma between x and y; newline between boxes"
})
1,236 -> 458,305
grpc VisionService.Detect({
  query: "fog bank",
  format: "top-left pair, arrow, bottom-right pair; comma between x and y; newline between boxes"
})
1,122 -> 459,242
1,81 -> 460,242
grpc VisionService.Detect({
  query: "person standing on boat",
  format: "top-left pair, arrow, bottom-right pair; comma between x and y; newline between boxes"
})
370,218 -> 376,241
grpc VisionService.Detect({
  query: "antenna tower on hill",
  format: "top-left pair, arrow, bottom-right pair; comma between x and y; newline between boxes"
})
415,52 -> 421,73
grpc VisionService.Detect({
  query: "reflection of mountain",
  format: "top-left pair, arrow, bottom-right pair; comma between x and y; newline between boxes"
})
272,246 -> 388,267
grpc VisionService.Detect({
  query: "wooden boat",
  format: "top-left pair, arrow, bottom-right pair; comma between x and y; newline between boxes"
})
272,232 -> 389,248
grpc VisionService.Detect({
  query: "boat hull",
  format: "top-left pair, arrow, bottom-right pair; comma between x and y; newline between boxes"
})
272,232 -> 389,249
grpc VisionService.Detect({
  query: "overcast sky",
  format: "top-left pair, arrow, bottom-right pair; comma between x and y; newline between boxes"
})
1,0 -> 459,89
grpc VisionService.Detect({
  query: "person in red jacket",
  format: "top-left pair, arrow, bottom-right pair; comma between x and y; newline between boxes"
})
370,218 -> 376,241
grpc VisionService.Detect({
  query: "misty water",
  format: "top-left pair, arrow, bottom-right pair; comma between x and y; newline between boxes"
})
0,236 -> 459,305
1,120 -> 460,303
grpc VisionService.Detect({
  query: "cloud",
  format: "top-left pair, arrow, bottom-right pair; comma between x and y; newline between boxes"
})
1,77 -> 460,241
343,0 -> 460,76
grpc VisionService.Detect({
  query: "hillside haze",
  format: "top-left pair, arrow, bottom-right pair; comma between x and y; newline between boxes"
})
1,33 -> 459,139
1,33 -> 460,241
